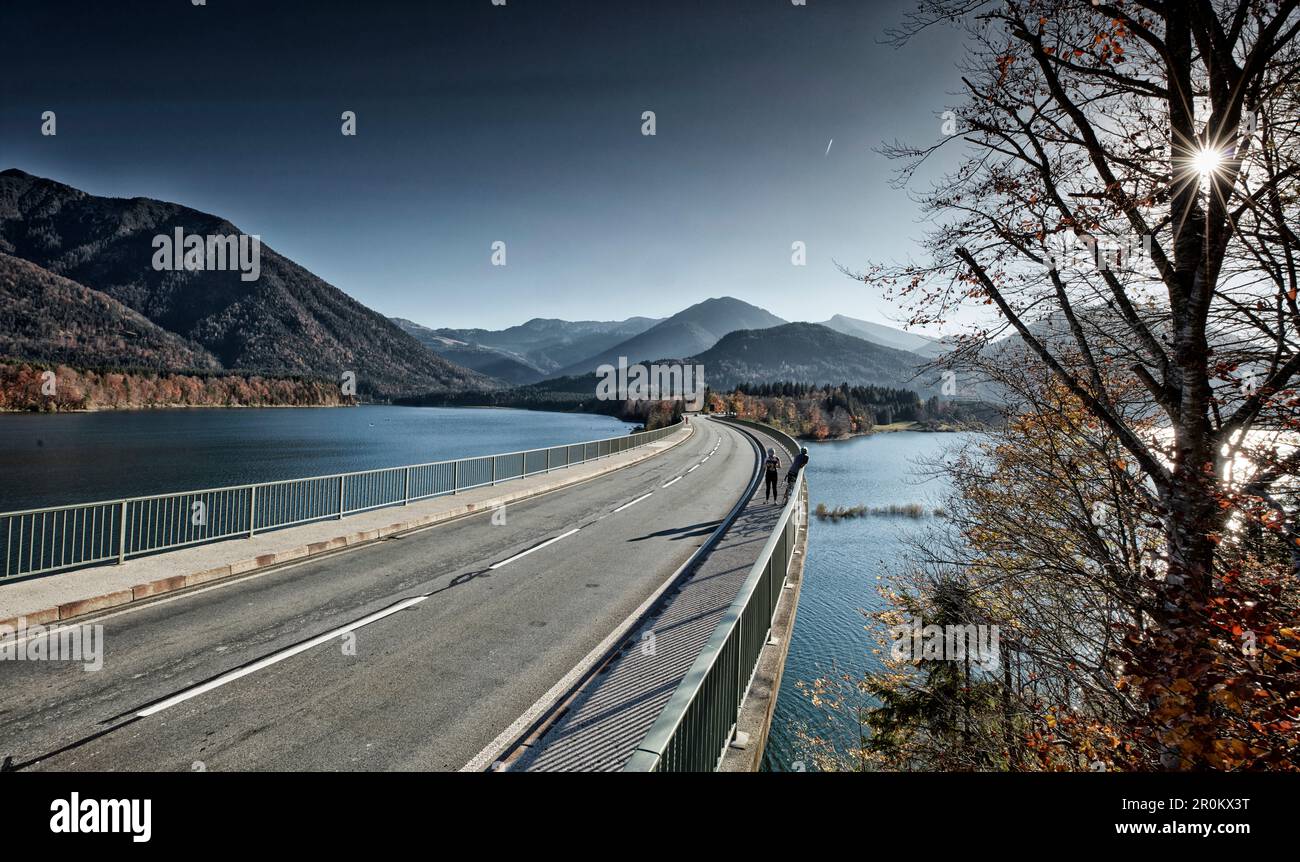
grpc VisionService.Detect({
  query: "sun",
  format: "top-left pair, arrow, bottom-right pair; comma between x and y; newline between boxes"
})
1191,145 -> 1227,178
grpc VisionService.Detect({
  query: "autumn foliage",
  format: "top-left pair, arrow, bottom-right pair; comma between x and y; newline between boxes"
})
0,361 -> 350,412
709,381 -> 995,440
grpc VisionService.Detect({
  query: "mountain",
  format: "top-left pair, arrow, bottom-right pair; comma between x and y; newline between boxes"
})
412,323 -> 941,414
433,316 -> 661,375
0,169 -> 492,398
0,253 -> 222,371
391,317 -> 542,385
818,314 -> 948,357
556,297 -> 786,377
688,322 -> 937,392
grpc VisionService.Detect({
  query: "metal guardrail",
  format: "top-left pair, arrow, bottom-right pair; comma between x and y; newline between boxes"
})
624,417 -> 806,772
0,419 -> 683,582
719,418 -> 800,458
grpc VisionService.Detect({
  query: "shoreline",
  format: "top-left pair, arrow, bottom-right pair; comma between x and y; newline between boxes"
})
0,402 -> 645,427
0,402 -> 355,414
763,421 -> 983,444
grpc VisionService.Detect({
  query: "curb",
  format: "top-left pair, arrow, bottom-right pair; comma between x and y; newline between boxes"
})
0,425 -> 694,633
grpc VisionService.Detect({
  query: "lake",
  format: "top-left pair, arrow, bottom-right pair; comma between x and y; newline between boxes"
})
762,431 -> 976,771
0,406 -> 635,511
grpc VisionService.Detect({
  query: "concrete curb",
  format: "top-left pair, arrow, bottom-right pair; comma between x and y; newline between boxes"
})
0,425 -> 694,633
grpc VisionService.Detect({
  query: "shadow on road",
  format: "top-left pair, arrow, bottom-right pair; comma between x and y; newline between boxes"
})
626,519 -> 722,542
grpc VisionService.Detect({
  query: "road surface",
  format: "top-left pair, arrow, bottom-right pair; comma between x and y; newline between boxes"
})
0,417 -> 758,772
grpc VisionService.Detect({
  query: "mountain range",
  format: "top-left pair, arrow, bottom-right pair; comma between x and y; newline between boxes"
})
0,169 -> 492,398
391,318 -> 545,385
1,170 -> 952,402
395,299 -> 946,390
818,314 -> 949,358
433,316 -> 661,376
549,297 -> 787,378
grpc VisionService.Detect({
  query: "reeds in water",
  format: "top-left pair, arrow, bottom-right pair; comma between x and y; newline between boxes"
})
813,502 -> 947,521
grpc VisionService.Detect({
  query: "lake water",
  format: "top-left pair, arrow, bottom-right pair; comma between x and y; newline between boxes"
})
0,406 -> 635,511
762,431 -> 976,771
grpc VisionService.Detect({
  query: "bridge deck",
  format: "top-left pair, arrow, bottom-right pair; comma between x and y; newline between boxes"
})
0,427 -> 691,629
512,425 -> 790,772
1,420 -> 753,772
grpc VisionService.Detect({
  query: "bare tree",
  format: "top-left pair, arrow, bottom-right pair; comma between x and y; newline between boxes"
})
866,0 -> 1300,767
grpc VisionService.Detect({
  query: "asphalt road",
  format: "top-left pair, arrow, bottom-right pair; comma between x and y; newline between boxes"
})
0,417 -> 758,771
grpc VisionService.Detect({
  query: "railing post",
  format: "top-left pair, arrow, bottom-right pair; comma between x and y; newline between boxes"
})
116,500 -> 128,565
249,486 -> 257,538
546,448 -> 551,473
452,461 -> 459,495
768,551 -> 776,618
735,617 -> 744,717
522,451 -> 526,478
766,555 -> 776,635
403,466 -> 410,505
491,457 -> 497,486
338,475 -> 345,519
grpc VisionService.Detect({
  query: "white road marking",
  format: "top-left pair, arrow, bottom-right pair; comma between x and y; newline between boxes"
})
687,465 -> 700,473
489,528 -> 581,570
136,595 -> 428,718
662,476 -> 682,488
2,622 -> 85,650
612,492 -> 653,513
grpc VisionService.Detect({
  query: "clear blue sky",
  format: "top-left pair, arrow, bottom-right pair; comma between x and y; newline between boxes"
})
1,0 -> 970,333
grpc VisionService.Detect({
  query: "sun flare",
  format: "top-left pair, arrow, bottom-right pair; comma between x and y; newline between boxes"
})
1191,145 -> 1227,178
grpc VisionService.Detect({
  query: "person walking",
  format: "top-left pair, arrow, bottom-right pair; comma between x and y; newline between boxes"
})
763,447 -> 781,502
784,446 -> 809,503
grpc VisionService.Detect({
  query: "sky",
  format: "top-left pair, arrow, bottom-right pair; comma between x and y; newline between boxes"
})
0,0 -> 971,333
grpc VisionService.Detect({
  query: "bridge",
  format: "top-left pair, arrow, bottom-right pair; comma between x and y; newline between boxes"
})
0,415 -> 807,772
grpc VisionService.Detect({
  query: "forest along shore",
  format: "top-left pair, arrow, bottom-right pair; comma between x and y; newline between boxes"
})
712,383 -> 999,442
0,361 -> 352,412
